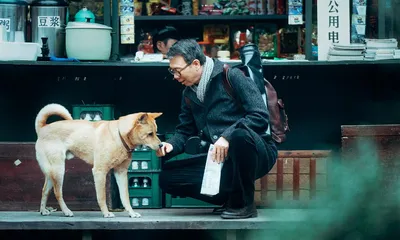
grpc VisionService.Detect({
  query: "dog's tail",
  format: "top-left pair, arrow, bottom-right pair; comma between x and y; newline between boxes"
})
35,103 -> 73,135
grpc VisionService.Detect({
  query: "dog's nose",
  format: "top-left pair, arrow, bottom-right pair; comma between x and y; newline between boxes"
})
158,143 -> 163,149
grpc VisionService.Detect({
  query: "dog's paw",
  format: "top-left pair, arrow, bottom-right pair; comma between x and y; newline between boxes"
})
40,209 -> 52,216
63,209 -> 74,217
129,211 -> 141,218
103,212 -> 115,218
40,206 -> 57,216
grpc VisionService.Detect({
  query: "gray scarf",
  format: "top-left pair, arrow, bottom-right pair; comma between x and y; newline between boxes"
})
190,56 -> 214,103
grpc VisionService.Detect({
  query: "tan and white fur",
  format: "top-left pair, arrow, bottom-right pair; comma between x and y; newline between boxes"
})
34,103 -> 162,218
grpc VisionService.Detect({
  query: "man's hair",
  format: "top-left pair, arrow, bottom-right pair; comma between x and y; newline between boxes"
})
166,39 -> 206,65
152,26 -> 180,53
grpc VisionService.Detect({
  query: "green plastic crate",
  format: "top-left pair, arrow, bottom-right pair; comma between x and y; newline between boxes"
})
72,104 -> 115,121
165,194 -> 219,208
126,171 -> 162,209
130,146 -> 160,171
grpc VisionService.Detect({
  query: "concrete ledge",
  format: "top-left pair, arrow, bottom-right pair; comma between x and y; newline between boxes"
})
0,209 -> 323,230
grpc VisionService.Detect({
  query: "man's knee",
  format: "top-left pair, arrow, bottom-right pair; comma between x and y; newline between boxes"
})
228,128 -> 257,164
229,128 -> 252,148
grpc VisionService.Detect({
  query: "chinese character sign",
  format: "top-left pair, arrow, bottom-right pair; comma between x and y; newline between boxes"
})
0,18 -> 11,32
317,0 -> 350,60
37,16 -> 61,28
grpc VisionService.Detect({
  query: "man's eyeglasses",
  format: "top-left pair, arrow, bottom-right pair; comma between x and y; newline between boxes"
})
168,62 -> 191,77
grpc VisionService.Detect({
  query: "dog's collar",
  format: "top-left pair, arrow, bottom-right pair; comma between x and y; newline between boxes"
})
118,130 -> 133,153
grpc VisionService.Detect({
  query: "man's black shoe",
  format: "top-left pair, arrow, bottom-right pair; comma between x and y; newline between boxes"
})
220,203 -> 258,219
212,203 -> 227,214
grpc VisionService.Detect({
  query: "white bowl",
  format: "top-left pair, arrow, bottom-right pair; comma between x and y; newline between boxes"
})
0,42 -> 40,61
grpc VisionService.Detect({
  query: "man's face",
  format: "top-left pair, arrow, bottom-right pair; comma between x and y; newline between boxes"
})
168,55 -> 201,87
157,38 -> 178,55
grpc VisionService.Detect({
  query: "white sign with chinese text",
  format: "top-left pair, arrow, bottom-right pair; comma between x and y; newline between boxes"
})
37,16 -> 61,28
0,18 -> 11,32
317,0 -> 350,60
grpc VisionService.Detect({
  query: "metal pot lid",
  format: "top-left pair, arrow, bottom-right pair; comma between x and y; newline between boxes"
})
31,0 -> 68,6
65,22 -> 112,30
0,0 -> 28,5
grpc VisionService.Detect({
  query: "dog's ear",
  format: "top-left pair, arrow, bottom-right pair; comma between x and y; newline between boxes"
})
149,112 -> 163,119
118,115 -> 135,137
137,113 -> 148,124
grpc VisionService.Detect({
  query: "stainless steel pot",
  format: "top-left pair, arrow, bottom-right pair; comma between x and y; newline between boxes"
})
30,0 -> 68,57
0,0 -> 28,42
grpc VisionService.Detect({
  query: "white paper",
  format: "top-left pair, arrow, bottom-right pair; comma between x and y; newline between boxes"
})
200,144 -> 224,196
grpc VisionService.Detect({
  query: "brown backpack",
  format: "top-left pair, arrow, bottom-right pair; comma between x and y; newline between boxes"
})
222,64 -> 290,144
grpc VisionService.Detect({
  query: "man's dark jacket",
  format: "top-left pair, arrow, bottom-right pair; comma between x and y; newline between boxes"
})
166,58 -> 274,162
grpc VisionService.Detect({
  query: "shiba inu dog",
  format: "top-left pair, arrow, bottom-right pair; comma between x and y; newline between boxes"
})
34,103 -> 162,218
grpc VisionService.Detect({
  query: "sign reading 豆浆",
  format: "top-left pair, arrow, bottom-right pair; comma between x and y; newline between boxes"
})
37,16 -> 61,28
317,0 -> 350,60
0,18 -> 11,32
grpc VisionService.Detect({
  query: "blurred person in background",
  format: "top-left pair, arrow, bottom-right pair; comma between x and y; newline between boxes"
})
152,26 -> 181,58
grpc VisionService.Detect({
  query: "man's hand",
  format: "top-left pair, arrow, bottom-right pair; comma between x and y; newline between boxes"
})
212,137 -> 229,163
156,142 -> 173,157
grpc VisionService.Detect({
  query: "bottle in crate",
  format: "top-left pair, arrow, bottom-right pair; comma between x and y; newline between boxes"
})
72,104 -> 115,121
125,171 -> 162,209
130,145 -> 160,171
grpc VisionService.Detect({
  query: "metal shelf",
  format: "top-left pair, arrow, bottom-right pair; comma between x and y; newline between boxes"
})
134,14 -> 288,22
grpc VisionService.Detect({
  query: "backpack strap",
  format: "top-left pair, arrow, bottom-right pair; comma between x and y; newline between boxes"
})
222,64 -> 245,110
222,64 -> 236,100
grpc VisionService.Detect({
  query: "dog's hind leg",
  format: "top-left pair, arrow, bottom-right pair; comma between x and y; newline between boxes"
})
51,161 -> 74,217
39,176 -> 54,215
36,149 -> 55,216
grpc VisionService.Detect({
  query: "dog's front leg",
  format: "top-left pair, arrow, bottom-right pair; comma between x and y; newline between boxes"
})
92,167 -> 114,218
114,160 -> 141,218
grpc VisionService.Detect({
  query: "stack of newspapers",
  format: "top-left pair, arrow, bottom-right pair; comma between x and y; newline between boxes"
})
327,43 -> 366,61
364,38 -> 399,60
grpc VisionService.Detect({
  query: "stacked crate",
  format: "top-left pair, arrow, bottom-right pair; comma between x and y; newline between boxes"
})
72,104 -> 116,121
163,132 -> 218,208
128,145 -> 162,208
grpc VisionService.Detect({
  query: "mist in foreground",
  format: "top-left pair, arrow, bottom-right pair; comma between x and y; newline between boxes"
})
245,138 -> 400,240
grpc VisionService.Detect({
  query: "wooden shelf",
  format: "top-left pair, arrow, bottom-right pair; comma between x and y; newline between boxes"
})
1,60 -> 400,67
134,14 -> 288,22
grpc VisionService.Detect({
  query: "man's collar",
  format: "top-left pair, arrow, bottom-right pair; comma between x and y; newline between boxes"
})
210,58 -> 224,79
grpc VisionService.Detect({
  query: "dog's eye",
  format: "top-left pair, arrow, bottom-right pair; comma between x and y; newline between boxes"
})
148,133 -> 154,136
